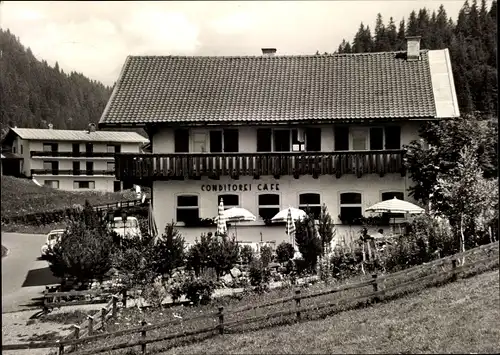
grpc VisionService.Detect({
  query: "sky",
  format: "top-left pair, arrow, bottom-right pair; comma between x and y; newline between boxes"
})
0,0 -> 471,87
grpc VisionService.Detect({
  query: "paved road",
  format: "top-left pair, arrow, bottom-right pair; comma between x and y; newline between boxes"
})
1,232 -> 60,313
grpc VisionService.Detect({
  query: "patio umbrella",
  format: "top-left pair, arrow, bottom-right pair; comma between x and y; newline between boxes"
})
214,207 -> 256,240
216,198 -> 227,237
271,207 -> 306,251
286,208 -> 296,247
271,207 -> 307,223
365,197 -> 425,234
148,200 -> 158,240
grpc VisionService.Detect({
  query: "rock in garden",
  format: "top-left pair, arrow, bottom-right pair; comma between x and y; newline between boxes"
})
222,273 -> 233,284
230,267 -> 242,278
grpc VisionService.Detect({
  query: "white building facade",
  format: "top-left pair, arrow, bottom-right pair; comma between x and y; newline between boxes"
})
2,126 -> 149,192
99,39 -> 460,244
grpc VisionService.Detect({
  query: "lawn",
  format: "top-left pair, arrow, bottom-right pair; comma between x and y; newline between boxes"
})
0,175 -> 138,218
161,269 -> 500,354
70,245 -> 498,355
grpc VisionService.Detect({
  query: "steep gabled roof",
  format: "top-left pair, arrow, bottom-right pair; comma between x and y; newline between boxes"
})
3,128 -> 149,144
99,50 -> 460,126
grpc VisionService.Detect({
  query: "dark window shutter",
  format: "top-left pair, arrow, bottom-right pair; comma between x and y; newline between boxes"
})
334,127 -> 349,151
174,129 -> 189,153
210,131 -> 223,152
305,128 -> 322,151
370,127 -> 384,150
257,129 -> 272,152
223,129 -> 239,152
385,126 -> 401,149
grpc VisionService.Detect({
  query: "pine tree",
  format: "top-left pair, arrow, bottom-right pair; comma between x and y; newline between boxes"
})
406,10 -> 418,36
386,17 -> 398,50
396,18 -> 406,50
374,13 -> 390,52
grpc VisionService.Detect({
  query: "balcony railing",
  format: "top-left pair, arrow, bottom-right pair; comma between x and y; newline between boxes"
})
30,151 -> 116,158
31,169 -> 115,176
115,150 -> 406,182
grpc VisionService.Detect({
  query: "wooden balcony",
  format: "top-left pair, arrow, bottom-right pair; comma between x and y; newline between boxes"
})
115,150 -> 406,183
30,151 -> 115,158
31,169 -> 115,176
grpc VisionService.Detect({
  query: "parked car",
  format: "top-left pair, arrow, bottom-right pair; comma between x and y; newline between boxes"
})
40,229 -> 66,259
107,216 -> 142,239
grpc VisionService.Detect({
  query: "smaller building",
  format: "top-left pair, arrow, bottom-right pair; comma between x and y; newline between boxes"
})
1,124 -> 149,192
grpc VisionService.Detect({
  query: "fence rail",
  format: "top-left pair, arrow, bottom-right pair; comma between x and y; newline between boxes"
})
116,150 -> 406,182
2,242 -> 498,354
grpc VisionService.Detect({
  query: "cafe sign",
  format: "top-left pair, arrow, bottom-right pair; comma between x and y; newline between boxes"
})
201,183 -> 280,192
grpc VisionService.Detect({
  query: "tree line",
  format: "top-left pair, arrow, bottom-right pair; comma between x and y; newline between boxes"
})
328,0 -> 497,117
0,28 -> 113,139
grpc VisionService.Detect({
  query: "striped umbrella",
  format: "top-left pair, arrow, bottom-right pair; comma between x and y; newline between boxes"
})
148,201 -> 158,239
216,198 -> 227,237
285,208 -> 296,246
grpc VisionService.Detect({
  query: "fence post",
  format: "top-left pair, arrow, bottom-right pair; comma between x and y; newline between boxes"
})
101,307 -> 107,332
218,306 -> 225,335
122,289 -> 127,308
112,295 -> 118,317
372,274 -> 380,303
141,319 -> 147,354
451,259 -> 458,282
88,315 -> 94,336
72,325 -> 80,352
43,287 -> 49,313
295,290 -> 301,321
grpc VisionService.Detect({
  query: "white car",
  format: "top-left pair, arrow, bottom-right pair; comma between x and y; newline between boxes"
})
40,229 -> 66,258
107,216 -> 142,240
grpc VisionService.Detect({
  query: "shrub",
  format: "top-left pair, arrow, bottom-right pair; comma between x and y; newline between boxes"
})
260,245 -> 273,267
186,233 -> 239,279
248,259 -> 270,288
181,275 -> 218,305
46,201 -> 117,287
240,245 -> 255,264
317,204 -> 336,255
295,213 -> 322,273
153,223 -> 186,277
210,235 -> 240,278
329,244 -> 364,280
276,242 -> 294,264
186,233 -> 213,276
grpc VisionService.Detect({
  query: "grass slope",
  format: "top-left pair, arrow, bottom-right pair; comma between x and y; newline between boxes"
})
1,175 -> 136,218
162,270 -> 500,354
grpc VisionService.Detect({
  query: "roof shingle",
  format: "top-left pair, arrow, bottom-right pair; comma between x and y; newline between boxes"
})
100,51 -> 439,126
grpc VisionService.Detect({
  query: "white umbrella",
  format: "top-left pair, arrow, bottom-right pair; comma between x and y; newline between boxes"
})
271,207 -> 307,223
365,197 -> 425,234
365,197 -> 425,214
216,198 -> 227,237
214,207 -> 256,240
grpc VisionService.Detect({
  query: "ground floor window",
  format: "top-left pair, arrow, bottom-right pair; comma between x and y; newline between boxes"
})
176,195 -> 199,224
44,180 -> 59,189
218,194 -> 239,209
339,192 -> 362,223
381,191 -> 405,218
73,181 -> 95,189
258,193 -> 280,220
298,193 -> 321,219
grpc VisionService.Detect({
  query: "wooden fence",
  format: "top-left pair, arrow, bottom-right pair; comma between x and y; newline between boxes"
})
42,287 -> 126,313
2,242 -> 498,355
1,198 -> 148,225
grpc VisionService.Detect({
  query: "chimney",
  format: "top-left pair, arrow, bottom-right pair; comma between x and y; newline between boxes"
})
406,36 -> 421,61
261,48 -> 277,57
48,123 -> 53,130
87,123 -> 96,133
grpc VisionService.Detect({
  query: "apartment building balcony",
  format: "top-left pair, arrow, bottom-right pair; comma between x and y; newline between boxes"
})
30,151 -> 116,159
115,150 -> 406,183
31,169 -> 116,176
